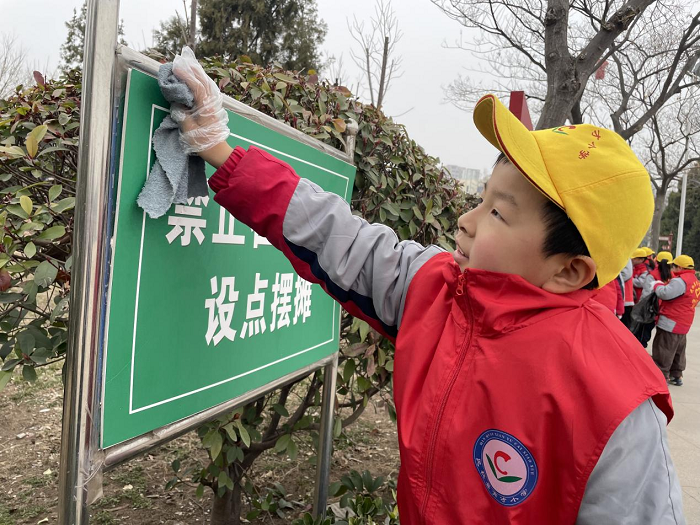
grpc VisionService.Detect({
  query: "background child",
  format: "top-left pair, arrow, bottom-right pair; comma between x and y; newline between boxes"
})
619,258 -> 635,327
633,251 -> 674,347
631,247 -> 649,304
645,251 -> 673,295
168,48 -> 684,524
653,255 -> 699,386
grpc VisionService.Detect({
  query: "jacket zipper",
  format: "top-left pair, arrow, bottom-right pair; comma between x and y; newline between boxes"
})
419,272 -> 475,518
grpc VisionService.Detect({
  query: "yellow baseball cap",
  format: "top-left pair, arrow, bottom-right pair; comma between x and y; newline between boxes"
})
656,251 -> 673,263
473,94 -> 653,288
631,248 -> 648,259
673,255 -> 694,269
642,247 -> 654,257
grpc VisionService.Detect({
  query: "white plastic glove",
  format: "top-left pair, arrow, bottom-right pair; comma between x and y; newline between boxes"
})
170,46 -> 230,154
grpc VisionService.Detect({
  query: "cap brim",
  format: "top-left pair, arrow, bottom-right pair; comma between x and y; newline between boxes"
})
474,94 -> 564,208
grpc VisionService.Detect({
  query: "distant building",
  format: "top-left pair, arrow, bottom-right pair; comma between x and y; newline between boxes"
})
445,165 -> 463,179
445,164 -> 486,195
445,165 -> 481,181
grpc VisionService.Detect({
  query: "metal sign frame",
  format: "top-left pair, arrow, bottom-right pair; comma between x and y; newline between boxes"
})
57,2 -> 357,523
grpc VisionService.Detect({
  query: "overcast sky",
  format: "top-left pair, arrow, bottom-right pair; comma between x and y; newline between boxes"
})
2,0 -> 504,171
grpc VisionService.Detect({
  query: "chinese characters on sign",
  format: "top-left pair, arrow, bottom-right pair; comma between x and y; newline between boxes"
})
164,199 -> 313,346
166,197 -> 272,248
205,276 -> 239,346
166,197 -> 209,246
270,272 -> 293,331
206,272 -> 313,346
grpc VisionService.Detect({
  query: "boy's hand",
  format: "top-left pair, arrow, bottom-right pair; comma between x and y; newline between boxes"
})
170,46 -> 230,156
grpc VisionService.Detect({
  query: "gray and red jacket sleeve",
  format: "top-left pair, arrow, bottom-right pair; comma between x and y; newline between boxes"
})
654,276 -> 686,300
633,270 -> 649,289
208,146 -> 442,342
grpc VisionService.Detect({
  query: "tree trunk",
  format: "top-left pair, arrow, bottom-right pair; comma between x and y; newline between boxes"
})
210,476 -> 243,525
211,490 -> 234,525
648,186 -> 668,252
376,36 -> 389,110
570,97 -> 583,125
538,1 -> 577,128
365,48 -> 375,107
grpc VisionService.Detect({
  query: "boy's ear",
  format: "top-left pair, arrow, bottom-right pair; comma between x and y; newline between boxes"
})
542,256 -> 597,294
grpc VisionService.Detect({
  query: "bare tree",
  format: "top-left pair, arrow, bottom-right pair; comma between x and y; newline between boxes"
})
432,0 -> 700,133
325,52 -> 349,86
577,7 -> 700,247
635,90 -> 700,250
322,52 -> 362,96
0,33 -> 29,99
348,0 -> 403,110
583,2 -> 700,139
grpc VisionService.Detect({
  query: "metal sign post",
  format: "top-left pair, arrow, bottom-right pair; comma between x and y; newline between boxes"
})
58,0 -> 120,523
58,1 -> 358,522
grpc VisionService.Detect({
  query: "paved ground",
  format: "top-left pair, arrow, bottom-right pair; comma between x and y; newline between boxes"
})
656,321 -> 700,524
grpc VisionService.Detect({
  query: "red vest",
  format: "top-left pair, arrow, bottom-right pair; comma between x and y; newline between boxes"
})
623,275 -> 634,306
659,269 -> 700,334
394,256 -> 672,525
649,267 -> 666,281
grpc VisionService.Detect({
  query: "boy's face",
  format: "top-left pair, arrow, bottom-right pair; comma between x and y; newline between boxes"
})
453,161 -> 568,287
632,257 -> 646,265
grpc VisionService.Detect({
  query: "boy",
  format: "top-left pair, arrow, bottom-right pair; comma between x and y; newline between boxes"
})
652,255 -> 699,386
169,48 -> 684,524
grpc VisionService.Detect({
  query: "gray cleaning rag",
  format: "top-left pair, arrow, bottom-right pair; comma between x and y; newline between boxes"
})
136,63 -> 209,219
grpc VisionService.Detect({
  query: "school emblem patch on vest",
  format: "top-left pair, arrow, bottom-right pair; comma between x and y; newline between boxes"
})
473,429 -> 538,507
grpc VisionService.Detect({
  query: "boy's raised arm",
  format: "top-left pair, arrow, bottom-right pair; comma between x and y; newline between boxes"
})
207,145 -> 442,341
167,46 -> 442,340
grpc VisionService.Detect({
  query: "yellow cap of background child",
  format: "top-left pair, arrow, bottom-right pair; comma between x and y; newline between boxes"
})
642,247 -> 654,257
656,251 -> 673,263
673,255 -> 695,269
631,248 -> 648,259
473,94 -> 653,288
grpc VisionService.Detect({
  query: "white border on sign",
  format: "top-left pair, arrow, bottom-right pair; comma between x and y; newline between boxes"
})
229,132 -> 350,198
119,103 -> 349,414
101,68 -> 134,444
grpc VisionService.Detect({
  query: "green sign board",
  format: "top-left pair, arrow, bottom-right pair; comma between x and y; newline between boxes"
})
101,69 -> 355,447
